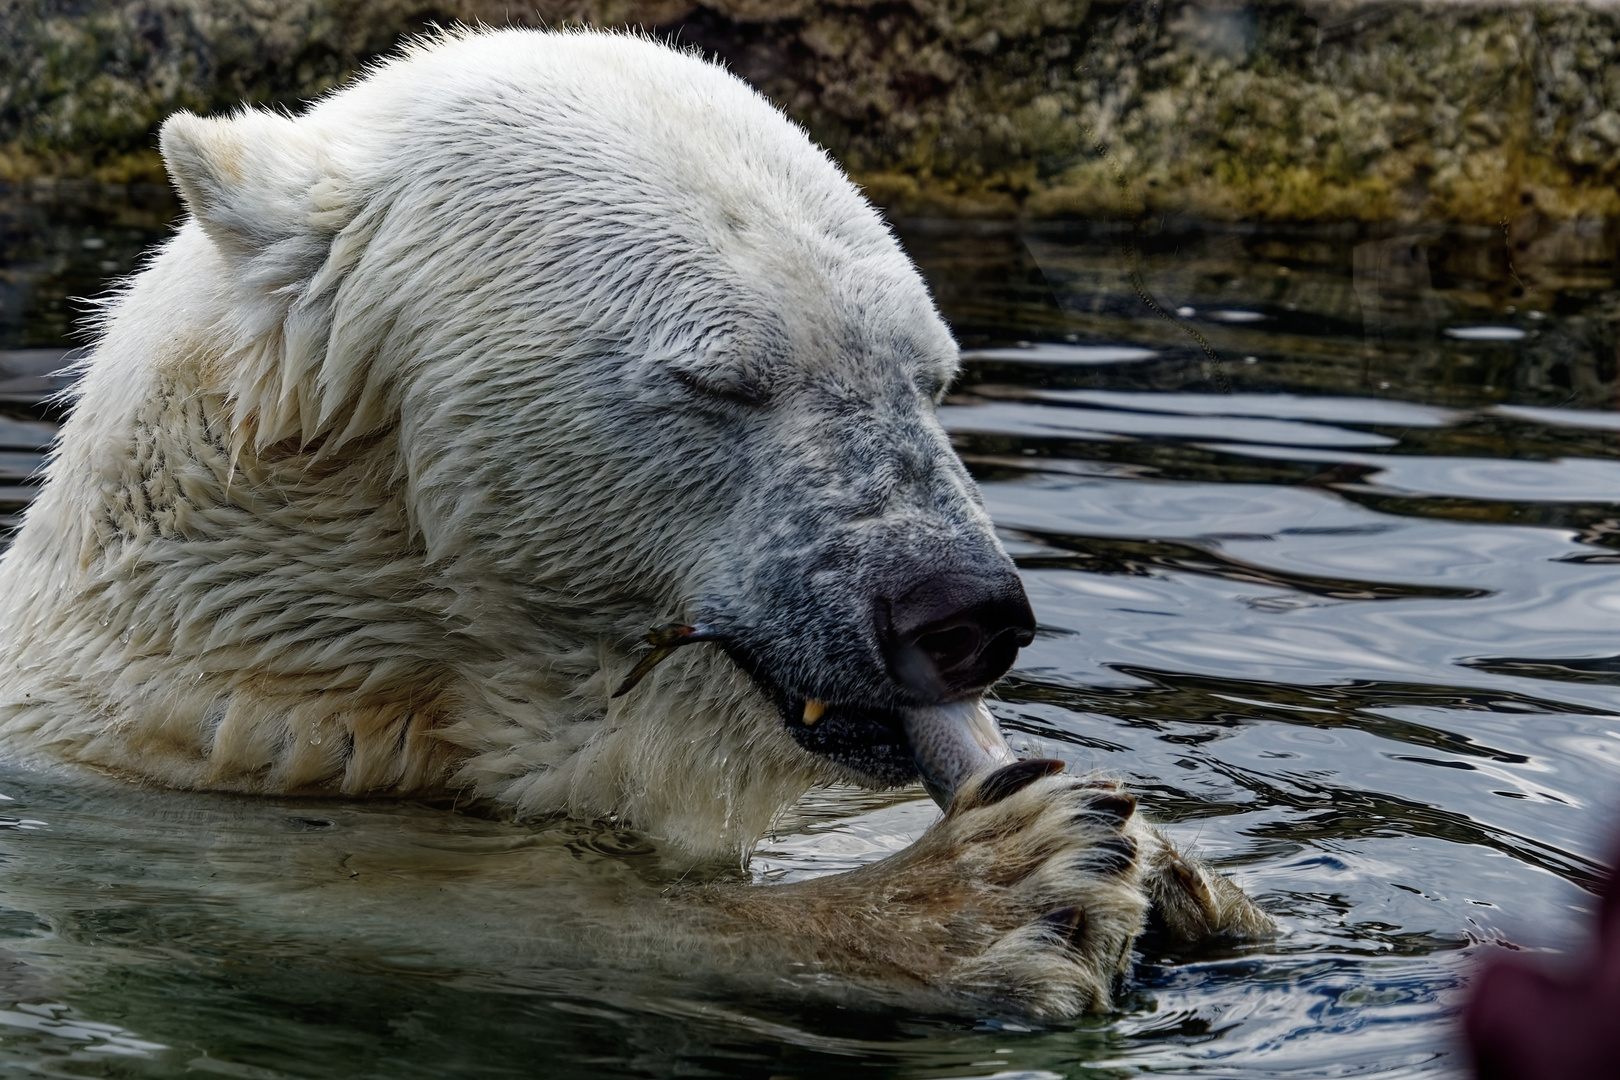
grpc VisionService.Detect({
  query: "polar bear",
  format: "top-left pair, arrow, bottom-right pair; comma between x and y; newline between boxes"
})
0,29 -> 1270,1016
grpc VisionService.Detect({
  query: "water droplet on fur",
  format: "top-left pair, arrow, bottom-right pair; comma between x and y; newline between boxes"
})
310,735 -> 323,746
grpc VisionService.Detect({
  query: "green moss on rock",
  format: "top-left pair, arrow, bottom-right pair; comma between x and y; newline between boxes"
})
4,0 -> 1620,223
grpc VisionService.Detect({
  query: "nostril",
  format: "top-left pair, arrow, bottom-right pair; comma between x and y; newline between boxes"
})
883,571 -> 1037,699
916,623 -> 982,674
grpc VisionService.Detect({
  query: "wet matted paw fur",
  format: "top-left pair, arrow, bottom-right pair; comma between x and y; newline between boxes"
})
725,761 -> 1275,1018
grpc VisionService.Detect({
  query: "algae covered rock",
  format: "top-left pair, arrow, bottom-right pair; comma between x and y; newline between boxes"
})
4,0 -> 1620,224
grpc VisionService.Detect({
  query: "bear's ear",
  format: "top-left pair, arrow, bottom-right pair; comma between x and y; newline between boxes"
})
159,109 -> 333,264
161,109 -> 367,453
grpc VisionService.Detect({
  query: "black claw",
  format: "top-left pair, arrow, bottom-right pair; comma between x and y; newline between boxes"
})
973,758 -> 1065,806
1085,792 -> 1137,824
1035,905 -> 1087,948
1092,835 -> 1137,876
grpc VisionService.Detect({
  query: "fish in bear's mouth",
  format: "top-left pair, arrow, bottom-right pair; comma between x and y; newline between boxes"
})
612,619 -> 1033,808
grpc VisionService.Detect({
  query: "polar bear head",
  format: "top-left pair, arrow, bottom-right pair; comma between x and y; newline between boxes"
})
136,29 -> 1034,852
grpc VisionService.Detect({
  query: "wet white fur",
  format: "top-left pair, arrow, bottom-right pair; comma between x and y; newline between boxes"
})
0,31 -> 1272,1016
0,29 -> 959,858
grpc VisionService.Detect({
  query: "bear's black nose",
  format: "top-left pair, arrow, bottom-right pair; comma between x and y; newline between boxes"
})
883,572 -> 1036,700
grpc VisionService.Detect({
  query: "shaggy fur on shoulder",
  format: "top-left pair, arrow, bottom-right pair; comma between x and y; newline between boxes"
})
0,29 -> 1271,1016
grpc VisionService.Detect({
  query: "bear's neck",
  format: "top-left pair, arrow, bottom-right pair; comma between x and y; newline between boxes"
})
0,251 -> 821,858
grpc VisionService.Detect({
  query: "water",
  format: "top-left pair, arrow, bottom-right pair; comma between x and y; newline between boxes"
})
2,186 -> 1618,1077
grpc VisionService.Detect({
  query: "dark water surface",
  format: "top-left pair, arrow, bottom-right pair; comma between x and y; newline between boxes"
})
2,185 -> 1619,1077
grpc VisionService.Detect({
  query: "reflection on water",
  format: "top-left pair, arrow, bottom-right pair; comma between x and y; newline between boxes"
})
1,188 -> 1619,1077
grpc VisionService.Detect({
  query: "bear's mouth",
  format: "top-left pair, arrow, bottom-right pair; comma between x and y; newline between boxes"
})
710,638 -> 931,790
774,693 -> 922,789
777,693 -> 1016,806
613,621 -> 1019,807
712,640 -> 1020,807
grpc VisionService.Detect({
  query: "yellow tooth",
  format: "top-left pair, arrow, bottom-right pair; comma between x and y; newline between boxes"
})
802,699 -> 827,725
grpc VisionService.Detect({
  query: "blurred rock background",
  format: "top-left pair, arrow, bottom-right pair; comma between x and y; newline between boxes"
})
3,0 -> 1619,224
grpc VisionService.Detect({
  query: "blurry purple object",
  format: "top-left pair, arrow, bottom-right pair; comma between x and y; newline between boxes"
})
1464,843 -> 1620,1079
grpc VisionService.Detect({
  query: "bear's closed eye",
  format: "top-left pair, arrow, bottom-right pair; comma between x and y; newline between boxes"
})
671,365 -> 768,408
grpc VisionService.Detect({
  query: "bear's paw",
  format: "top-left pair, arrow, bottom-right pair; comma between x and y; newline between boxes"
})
732,763 -> 1274,1018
